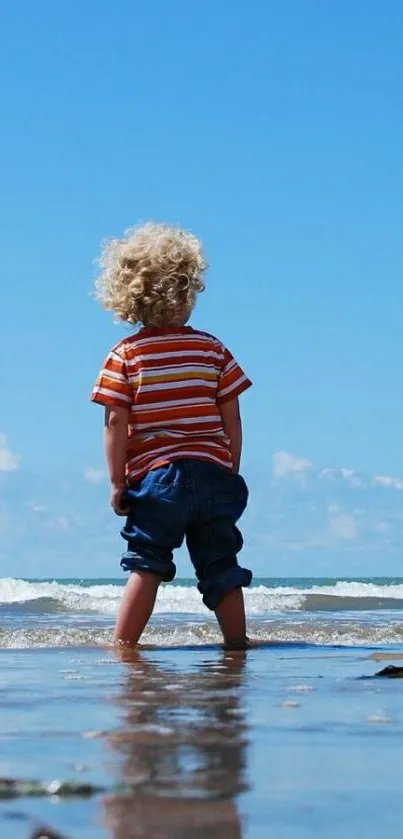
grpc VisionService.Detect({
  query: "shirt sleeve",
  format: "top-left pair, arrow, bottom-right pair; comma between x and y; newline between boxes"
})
90,346 -> 133,409
216,345 -> 252,405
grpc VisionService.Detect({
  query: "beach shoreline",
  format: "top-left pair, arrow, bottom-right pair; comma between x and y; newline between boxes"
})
1,641 -> 403,839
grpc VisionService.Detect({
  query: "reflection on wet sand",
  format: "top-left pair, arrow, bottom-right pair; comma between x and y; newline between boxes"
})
103,649 -> 249,838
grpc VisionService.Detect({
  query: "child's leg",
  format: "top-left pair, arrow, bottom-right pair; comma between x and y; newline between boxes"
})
116,463 -> 188,646
186,464 -> 252,648
214,587 -> 247,649
114,570 -> 162,646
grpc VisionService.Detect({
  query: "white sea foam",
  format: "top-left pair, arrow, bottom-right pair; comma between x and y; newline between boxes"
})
1,617 -> 403,649
1,578 -> 403,617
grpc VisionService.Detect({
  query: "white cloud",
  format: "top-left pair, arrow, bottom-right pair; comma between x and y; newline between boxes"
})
48,515 -> 71,532
374,521 -> 390,533
27,502 -> 46,513
329,514 -> 357,540
319,467 -> 403,492
372,475 -> 403,491
272,454 -> 403,495
0,433 -> 20,472
84,466 -> 106,485
273,451 -> 313,477
320,468 -> 365,488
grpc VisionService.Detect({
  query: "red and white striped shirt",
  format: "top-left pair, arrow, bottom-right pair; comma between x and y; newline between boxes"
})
91,325 -> 252,483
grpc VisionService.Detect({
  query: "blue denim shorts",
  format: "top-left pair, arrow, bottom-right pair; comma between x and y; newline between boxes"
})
120,459 -> 252,611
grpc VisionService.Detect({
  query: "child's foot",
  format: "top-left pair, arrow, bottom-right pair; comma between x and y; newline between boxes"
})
223,635 -> 250,651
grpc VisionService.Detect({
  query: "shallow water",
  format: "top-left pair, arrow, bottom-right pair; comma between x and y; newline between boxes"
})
1,643 -> 403,838
1,578 -> 403,837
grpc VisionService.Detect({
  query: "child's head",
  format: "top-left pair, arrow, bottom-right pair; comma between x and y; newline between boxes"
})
95,222 -> 207,327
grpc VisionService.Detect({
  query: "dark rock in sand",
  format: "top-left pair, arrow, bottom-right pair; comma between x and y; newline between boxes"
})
30,827 -> 72,839
0,777 -> 104,799
375,664 -> 403,678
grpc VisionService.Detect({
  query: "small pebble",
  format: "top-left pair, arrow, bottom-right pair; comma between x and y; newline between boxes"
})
70,764 -> 89,773
288,685 -> 313,693
31,827 -> 69,839
46,781 -> 62,795
82,730 -> 103,739
367,714 -> 391,724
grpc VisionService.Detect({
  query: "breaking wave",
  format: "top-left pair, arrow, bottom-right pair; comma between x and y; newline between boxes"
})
1,619 -> 403,649
1,578 -> 403,616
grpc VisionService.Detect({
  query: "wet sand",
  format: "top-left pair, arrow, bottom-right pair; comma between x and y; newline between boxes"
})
1,643 -> 403,838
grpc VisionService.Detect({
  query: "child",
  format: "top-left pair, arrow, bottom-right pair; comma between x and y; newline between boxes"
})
91,223 -> 252,647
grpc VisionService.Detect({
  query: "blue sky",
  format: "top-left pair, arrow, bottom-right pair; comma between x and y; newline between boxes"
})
1,1 -> 402,578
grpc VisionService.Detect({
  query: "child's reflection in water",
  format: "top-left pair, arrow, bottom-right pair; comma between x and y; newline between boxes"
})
103,648 -> 249,839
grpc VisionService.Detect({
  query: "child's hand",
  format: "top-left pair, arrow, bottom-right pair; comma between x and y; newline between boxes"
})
111,484 -> 129,516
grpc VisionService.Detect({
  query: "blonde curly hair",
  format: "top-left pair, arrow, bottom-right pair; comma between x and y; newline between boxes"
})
95,222 -> 207,327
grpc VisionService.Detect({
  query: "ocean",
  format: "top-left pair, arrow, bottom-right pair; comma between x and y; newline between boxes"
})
2,576 -> 403,649
1,577 -> 403,838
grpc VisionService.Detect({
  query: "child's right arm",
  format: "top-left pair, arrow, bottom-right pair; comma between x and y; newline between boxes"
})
219,397 -> 243,473
104,405 -> 130,515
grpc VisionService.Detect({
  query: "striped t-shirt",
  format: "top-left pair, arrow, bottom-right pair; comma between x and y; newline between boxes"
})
91,325 -> 252,483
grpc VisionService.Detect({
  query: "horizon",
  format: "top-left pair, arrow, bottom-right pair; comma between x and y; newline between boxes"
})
7,575 -> 403,583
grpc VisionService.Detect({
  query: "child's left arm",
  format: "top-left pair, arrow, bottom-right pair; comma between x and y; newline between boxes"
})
104,406 -> 130,515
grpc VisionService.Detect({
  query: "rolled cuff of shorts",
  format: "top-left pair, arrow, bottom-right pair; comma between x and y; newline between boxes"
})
197,565 -> 252,611
120,551 -> 176,583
